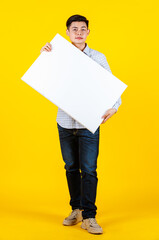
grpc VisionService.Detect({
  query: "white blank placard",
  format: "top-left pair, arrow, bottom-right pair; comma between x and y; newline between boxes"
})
21,33 -> 127,133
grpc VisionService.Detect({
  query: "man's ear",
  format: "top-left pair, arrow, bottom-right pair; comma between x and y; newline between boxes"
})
87,29 -> 90,35
66,29 -> 69,36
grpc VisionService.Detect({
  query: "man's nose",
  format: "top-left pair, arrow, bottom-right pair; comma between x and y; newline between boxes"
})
77,30 -> 82,35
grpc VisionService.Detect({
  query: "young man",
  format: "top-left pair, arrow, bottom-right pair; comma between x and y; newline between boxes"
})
40,14 -> 121,234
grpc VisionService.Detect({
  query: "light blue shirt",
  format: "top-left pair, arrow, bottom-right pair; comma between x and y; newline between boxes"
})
56,43 -> 122,129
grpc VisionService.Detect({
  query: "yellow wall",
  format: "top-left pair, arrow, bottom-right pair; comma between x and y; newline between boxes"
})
0,0 -> 159,238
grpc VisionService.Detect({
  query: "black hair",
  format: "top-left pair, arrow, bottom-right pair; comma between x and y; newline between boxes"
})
66,14 -> 89,30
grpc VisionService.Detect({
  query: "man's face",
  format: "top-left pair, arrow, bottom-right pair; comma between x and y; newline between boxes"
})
66,21 -> 90,44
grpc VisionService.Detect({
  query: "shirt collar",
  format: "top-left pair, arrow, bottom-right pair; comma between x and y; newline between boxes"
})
82,43 -> 90,55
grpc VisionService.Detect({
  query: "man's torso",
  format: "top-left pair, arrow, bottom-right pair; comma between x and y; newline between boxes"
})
56,43 -> 112,129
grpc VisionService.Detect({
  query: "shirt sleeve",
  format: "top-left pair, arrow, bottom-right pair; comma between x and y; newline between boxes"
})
100,53 -> 122,112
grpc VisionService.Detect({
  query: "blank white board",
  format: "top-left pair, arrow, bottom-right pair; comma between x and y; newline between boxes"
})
21,33 -> 127,133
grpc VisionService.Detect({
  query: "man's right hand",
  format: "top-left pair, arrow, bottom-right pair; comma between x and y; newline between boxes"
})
40,42 -> 52,53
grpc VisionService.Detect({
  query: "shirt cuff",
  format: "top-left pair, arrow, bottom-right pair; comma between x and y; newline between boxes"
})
112,96 -> 122,111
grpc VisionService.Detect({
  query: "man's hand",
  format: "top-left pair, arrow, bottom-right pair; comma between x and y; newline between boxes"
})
101,108 -> 117,124
40,42 -> 52,53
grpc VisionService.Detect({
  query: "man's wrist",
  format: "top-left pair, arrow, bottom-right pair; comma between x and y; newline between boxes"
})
112,107 -> 117,113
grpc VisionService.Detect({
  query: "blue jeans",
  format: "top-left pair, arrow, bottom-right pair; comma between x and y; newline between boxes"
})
57,123 -> 100,219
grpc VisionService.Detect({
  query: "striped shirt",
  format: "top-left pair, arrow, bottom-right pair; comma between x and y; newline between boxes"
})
56,43 -> 122,129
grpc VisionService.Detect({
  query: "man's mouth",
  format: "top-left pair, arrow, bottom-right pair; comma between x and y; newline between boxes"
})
76,37 -> 83,39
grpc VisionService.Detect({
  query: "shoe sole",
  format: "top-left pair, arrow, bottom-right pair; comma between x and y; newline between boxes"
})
81,223 -> 103,234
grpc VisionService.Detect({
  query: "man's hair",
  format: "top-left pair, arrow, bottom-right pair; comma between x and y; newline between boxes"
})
66,14 -> 89,30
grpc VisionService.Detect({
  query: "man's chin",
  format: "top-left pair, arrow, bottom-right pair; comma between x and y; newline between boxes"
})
72,40 -> 85,44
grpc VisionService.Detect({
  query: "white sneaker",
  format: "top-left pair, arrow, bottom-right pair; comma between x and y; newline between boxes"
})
81,218 -> 103,234
63,209 -> 83,226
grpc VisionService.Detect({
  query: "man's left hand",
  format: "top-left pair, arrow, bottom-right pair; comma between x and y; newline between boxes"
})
101,108 -> 117,124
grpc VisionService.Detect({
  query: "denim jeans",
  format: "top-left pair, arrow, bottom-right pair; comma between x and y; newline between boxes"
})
57,123 -> 100,219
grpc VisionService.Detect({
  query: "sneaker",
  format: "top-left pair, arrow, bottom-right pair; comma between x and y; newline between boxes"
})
81,218 -> 103,234
63,209 -> 83,226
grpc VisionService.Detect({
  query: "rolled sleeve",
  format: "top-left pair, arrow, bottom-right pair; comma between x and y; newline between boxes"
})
112,96 -> 122,111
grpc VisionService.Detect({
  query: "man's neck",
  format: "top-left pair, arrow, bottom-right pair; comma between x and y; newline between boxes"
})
72,42 -> 86,51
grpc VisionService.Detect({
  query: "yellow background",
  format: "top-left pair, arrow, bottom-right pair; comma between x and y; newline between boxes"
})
0,0 -> 159,239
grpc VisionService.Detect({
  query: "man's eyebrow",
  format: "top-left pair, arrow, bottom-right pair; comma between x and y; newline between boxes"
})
72,26 -> 87,28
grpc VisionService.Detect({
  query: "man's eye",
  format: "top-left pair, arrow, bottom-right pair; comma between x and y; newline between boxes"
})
72,29 -> 86,31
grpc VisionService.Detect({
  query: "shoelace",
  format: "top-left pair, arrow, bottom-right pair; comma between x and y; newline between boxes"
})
89,218 -> 98,226
68,209 -> 79,219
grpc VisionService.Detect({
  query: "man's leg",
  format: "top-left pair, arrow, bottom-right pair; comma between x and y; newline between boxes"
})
57,123 -> 82,210
78,127 -> 100,219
